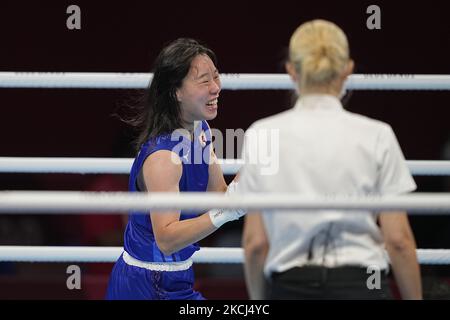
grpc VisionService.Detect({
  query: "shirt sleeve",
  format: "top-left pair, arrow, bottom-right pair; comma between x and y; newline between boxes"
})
236,126 -> 261,194
375,124 -> 417,195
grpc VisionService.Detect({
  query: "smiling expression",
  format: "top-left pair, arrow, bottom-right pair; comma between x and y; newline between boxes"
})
176,54 -> 221,125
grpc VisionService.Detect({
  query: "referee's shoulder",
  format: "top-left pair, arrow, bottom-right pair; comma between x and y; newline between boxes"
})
343,109 -> 392,132
247,109 -> 294,131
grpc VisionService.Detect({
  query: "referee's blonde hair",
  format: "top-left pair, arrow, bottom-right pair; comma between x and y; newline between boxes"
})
289,19 -> 350,87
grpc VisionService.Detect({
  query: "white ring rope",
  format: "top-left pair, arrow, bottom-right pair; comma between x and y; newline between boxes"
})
0,246 -> 242,264
1,157 -> 449,176
1,72 -> 450,90
2,72 -> 448,272
0,246 -> 448,265
0,191 -> 449,214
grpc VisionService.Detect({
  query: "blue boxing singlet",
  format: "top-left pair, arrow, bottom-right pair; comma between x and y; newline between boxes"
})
106,120 -> 212,300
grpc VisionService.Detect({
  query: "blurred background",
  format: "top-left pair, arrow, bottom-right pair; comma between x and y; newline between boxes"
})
0,0 -> 449,299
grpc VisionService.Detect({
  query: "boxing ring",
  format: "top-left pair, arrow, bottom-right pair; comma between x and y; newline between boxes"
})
1,72 -> 450,295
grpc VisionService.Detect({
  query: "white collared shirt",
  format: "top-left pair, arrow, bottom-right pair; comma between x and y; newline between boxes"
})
238,94 -> 416,277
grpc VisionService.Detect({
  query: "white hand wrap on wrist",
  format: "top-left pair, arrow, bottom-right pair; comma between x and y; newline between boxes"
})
208,208 -> 240,228
208,180 -> 247,228
226,179 -> 238,195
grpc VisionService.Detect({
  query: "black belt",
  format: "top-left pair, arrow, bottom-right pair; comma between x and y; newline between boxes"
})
272,266 -> 388,283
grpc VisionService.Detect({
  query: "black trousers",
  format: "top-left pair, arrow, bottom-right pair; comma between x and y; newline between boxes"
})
268,266 -> 393,300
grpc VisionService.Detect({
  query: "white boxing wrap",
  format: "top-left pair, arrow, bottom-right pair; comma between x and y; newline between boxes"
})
208,180 -> 246,228
226,179 -> 238,194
